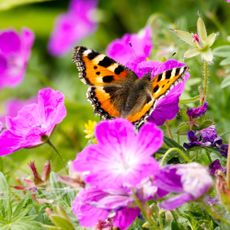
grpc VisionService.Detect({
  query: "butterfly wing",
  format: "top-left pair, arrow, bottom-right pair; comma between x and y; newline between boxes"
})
126,66 -> 188,126
73,46 -> 138,119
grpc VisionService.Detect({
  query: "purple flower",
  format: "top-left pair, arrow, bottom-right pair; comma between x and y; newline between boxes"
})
0,98 -> 36,126
72,186 -> 142,230
187,102 -> 208,119
0,28 -> 34,89
71,119 -> 162,229
209,159 -> 226,176
155,163 -> 213,210
106,27 -> 189,126
106,26 -> 152,71
184,125 -> 228,157
72,119 -> 162,189
48,0 -> 97,56
0,88 -> 66,156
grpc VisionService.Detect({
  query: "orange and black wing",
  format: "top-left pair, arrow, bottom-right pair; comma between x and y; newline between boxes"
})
127,66 -> 188,126
73,46 -> 137,119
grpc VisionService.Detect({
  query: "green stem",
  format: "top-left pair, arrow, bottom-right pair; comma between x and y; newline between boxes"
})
165,122 -> 174,140
46,139 -> 66,171
180,95 -> 200,105
160,147 -> 191,166
132,191 -> 158,229
205,150 -> 212,163
202,61 -> 209,104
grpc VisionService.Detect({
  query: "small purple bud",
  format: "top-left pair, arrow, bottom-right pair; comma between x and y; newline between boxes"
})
187,102 -> 208,119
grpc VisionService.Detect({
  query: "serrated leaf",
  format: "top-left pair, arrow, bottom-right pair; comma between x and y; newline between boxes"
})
0,172 -> 11,218
221,77 -> 230,88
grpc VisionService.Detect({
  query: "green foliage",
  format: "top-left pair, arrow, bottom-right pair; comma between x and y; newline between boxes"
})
0,172 -> 42,230
0,0 -> 54,10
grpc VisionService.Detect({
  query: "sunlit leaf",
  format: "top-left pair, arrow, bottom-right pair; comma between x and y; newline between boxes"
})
221,77 -> 230,88
214,46 -> 230,57
174,30 -> 194,46
197,17 -> 207,42
0,0 -> 54,10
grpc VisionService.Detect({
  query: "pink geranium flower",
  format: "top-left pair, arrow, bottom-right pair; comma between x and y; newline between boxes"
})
0,28 -> 34,89
155,163 -> 213,210
72,118 -> 162,189
72,119 -> 162,229
48,0 -> 98,56
0,98 -> 36,125
106,27 -> 190,126
0,87 -> 66,156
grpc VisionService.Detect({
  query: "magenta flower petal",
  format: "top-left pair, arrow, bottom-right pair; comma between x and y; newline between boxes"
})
72,186 -> 140,230
155,163 -> 213,210
72,187 -> 109,227
137,122 -> 163,155
0,28 -> 34,89
106,26 -> 152,68
113,207 -> 140,230
160,193 -> 193,210
73,119 -> 161,189
48,0 -> 97,56
0,30 -> 21,54
0,130 -> 22,156
0,88 -> 66,156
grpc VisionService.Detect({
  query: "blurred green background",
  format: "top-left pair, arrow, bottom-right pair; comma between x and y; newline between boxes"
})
0,0 -> 229,179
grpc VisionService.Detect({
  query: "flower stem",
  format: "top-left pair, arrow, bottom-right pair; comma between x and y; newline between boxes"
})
201,61 -> 209,104
132,191 -> 158,229
165,122 -> 174,140
180,95 -> 200,105
226,138 -> 230,189
46,139 -> 66,171
160,147 -> 191,166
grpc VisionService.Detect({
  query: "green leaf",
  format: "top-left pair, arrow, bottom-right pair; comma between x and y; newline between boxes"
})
0,172 -> 11,218
197,17 -> 207,42
207,33 -> 218,47
176,122 -> 190,135
49,215 -> 75,230
0,0 -> 54,10
184,48 -> 199,58
221,77 -> 230,88
220,57 -> 230,66
174,30 -> 194,46
164,136 -> 185,151
214,46 -> 230,57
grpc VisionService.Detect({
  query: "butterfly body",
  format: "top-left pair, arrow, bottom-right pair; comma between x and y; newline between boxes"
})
73,46 -> 187,126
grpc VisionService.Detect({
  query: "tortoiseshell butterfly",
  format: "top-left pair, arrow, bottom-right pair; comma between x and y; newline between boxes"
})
73,46 -> 187,126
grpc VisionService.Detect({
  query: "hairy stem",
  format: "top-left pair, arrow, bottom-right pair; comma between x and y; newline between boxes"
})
202,61 -> 209,104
